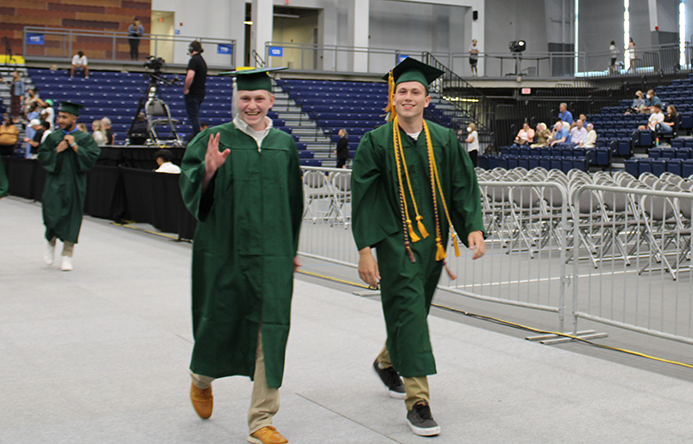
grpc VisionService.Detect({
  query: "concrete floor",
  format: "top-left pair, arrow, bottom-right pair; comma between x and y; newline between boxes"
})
2,196 -> 693,443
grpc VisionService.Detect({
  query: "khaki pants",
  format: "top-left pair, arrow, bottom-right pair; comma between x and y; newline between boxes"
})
49,238 -> 74,257
191,328 -> 279,434
377,346 -> 430,411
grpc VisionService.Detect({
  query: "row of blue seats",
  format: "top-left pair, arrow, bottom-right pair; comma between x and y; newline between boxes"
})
500,145 -> 601,159
311,112 -> 382,121
624,158 -> 693,178
648,147 -> 693,159
278,79 -> 385,88
480,155 -> 591,172
303,104 -> 384,114
317,119 -> 375,129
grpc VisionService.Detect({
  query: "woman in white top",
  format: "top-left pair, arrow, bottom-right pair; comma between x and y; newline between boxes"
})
91,120 -> 107,146
465,122 -> 479,167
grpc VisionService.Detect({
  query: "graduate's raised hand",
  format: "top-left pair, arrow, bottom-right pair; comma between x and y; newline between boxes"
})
467,230 -> 486,260
358,247 -> 380,290
202,133 -> 229,192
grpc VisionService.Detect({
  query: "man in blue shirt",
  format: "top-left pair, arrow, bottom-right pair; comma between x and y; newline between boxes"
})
550,121 -> 570,146
644,89 -> 662,113
558,103 -> 573,125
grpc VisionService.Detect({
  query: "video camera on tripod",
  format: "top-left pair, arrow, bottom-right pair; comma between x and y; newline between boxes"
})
126,56 -> 182,146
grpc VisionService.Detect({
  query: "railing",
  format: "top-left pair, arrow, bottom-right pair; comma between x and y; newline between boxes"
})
421,52 -> 497,146
298,166 -> 693,345
22,26 -> 236,68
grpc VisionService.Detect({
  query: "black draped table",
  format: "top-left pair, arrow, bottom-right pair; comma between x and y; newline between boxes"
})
2,149 -> 197,240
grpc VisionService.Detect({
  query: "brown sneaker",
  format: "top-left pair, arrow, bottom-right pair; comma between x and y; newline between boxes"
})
190,382 -> 213,419
247,426 -> 288,444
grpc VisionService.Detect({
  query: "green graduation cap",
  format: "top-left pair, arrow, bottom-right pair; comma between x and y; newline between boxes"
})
219,67 -> 288,92
382,57 -> 444,93
59,101 -> 84,116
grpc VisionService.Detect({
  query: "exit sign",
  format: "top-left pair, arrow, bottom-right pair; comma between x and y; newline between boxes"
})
521,88 -> 531,94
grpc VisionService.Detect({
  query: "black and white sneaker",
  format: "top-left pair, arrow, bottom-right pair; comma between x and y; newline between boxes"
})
407,400 -> 440,436
372,359 -> 406,399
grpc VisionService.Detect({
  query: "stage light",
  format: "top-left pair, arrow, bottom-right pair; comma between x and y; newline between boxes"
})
509,40 -> 526,53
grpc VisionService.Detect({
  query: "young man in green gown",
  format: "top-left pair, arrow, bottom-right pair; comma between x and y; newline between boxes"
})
38,101 -> 101,271
352,57 -> 486,436
179,68 -> 303,444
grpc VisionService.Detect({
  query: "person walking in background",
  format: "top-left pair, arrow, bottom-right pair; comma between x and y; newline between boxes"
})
465,122 -> 479,167
609,40 -> 619,74
352,57 -> 485,438
10,71 -> 24,119
469,39 -> 479,76
180,67 -> 302,444
70,51 -> 89,79
127,17 -> 145,61
335,128 -> 349,168
628,37 -> 636,71
184,40 -> 207,140
38,101 -> 101,272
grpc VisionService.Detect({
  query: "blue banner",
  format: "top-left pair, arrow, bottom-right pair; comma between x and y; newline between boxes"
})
217,44 -> 232,55
26,34 -> 44,45
397,54 -> 409,64
268,46 -> 283,57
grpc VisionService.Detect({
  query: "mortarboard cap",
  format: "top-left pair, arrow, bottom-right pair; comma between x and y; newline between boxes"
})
219,67 -> 287,92
382,57 -> 444,92
59,101 -> 84,116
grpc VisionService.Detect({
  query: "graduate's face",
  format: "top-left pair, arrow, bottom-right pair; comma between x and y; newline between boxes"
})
237,90 -> 275,131
57,111 -> 76,131
393,81 -> 430,121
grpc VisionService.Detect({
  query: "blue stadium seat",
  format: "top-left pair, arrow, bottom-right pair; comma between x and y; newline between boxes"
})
675,148 -> 691,159
624,159 -> 639,177
652,159 -> 668,176
667,158 -> 683,176
682,159 -> 693,177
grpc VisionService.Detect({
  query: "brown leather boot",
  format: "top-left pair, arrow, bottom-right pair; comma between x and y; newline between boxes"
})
247,426 -> 288,444
190,382 -> 213,419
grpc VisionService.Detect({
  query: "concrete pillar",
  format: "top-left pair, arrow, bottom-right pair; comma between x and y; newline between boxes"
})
348,0 -> 370,72
251,0 -> 273,66
229,0 -> 246,68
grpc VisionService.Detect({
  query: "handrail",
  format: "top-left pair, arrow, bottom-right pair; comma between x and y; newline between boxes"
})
252,49 -> 266,68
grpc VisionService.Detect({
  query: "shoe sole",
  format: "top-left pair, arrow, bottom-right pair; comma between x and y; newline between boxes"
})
408,422 -> 441,437
247,436 -> 288,444
388,389 -> 406,399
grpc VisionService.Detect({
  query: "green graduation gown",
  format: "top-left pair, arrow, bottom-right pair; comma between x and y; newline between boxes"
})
351,120 -> 484,378
0,156 -> 8,198
38,129 -> 101,243
179,122 -> 303,389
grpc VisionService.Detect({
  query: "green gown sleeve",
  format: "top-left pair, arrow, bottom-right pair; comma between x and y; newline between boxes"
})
37,133 -> 61,174
179,129 -> 217,222
351,129 -> 399,250
73,132 -> 101,172
0,156 -> 8,198
287,139 -> 303,255
448,129 -> 485,246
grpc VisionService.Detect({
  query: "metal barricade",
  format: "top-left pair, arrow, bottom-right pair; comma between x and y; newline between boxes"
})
572,184 -> 693,344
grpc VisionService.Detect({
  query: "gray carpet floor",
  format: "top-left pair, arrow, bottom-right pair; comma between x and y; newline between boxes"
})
1,196 -> 692,443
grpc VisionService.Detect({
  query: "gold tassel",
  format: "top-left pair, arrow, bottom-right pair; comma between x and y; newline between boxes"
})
452,233 -> 460,257
384,71 -> 396,121
407,220 -> 420,243
435,237 -> 446,261
416,215 -> 429,239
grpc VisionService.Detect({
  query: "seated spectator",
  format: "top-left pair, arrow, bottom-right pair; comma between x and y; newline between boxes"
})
625,90 -> 645,114
558,103 -> 573,125
101,117 -> 115,145
578,123 -> 597,148
644,89 -> 661,113
578,113 -> 589,127
530,123 -> 551,148
77,123 -> 88,133
656,105 -> 677,137
549,121 -> 570,146
39,121 -> 52,145
155,149 -> 181,174
91,120 -> 107,146
569,119 -> 587,146
22,119 -> 44,157
513,122 -> 535,146
70,51 -> 89,79
199,121 -> 209,132
0,116 -> 20,157
639,103 -> 664,131
40,99 -> 55,130
127,113 -> 148,145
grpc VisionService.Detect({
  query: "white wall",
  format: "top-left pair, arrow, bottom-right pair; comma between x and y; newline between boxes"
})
578,0 -> 624,71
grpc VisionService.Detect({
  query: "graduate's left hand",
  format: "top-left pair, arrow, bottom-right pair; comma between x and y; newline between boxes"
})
64,135 -> 77,152
467,231 -> 486,260
293,256 -> 300,272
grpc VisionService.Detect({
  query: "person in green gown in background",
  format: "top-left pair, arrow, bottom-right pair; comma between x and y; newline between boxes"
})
179,68 -> 302,444
351,58 -> 486,437
38,101 -> 101,272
